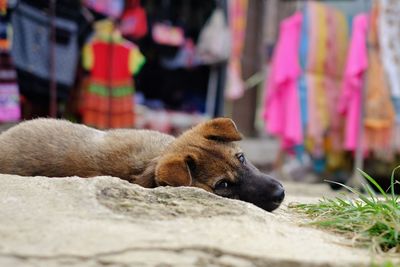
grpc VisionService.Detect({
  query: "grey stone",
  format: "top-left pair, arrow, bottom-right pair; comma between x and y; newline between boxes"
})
0,175 -> 393,267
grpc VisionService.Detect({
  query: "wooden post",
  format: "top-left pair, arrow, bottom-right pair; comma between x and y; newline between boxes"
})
231,0 -> 266,137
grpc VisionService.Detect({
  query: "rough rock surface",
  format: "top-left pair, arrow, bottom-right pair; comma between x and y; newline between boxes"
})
0,174 -> 393,267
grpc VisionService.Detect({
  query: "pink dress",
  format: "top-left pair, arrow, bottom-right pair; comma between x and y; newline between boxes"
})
263,12 -> 303,149
338,14 -> 369,151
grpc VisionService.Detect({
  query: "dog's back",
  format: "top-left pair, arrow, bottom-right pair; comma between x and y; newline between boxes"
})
0,118 -> 174,178
0,119 -> 103,176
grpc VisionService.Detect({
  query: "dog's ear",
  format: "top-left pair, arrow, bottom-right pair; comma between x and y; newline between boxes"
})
155,153 -> 196,186
199,118 -> 242,142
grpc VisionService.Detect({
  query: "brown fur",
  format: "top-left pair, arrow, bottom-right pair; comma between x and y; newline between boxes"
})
0,118 -> 284,211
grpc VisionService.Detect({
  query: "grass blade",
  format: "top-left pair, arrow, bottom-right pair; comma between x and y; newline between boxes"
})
390,166 -> 400,201
357,168 -> 388,198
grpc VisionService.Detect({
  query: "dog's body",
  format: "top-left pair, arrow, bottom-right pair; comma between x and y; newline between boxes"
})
0,118 -> 284,211
0,118 -> 175,186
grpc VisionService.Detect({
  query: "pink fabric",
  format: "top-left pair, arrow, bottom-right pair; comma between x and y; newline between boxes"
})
338,14 -> 369,151
0,83 -> 20,122
263,12 -> 303,149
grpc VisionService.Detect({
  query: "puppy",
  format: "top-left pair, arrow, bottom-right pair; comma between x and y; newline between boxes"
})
0,118 -> 284,211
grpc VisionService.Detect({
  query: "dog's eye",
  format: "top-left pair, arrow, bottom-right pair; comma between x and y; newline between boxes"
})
215,180 -> 231,190
236,153 -> 245,164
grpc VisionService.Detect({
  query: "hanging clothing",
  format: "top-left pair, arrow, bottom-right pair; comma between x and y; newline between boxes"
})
263,12 -> 303,150
0,10 -> 20,122
151,23 -> 185,47
81,20 -> 145,129
119,0 -> 148,40
323,6 -> 349,170
298,4 -> 309,129
0,7 -> 9,50
0,52 -> 19,122
324,6 -> 349,130
196,8 -> 231,64
161,38 -> 202,70
297,2 -> 348,159
11,2 -> 79,87
0,0 -> 5,15
84,0 -> 124,18
364,3 -> 395,155
225,0 -> 248,100
9,0 -> 91,106
378,0 -> 400,98
305,2 -> 329,147
338,14 -> 369,152
378,0 -> 400,154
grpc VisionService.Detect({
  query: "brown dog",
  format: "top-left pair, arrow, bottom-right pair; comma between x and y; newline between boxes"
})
0,118 -> 284,211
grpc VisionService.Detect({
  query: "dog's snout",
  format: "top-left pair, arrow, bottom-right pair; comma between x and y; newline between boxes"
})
271,186 -> 285,203
237,172 -> 285,212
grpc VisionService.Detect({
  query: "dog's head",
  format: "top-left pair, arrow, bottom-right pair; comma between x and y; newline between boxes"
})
155,118 -> 285,212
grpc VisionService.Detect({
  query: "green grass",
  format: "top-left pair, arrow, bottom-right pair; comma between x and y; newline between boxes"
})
290,166 -> 400,253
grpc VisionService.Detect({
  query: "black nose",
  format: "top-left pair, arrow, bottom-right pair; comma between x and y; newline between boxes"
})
271,187 -> 285,203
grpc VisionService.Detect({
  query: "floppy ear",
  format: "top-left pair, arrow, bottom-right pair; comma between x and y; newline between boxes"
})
155,154 -> 196,186
200,118 -> 242,142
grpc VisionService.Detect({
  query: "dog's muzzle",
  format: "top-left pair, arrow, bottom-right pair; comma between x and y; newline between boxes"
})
238,164 -> 285,212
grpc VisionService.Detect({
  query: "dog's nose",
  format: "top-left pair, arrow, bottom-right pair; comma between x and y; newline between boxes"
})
271,187 -> 285,203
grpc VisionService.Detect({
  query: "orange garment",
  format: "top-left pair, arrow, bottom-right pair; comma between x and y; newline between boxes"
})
225,0 -> 248,100
0,0 -> 6,15
81,20 -> 145,129
364,3 -> 395,155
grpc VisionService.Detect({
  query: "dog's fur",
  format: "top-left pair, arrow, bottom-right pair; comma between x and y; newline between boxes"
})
0,118 -> 284,211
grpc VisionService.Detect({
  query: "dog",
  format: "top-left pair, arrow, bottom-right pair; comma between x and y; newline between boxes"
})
0,118 -> 285,211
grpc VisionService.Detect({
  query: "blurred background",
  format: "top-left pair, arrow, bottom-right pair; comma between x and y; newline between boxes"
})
1,0 -> 399,191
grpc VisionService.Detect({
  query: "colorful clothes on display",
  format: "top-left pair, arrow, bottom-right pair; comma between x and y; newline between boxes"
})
364,3 -> 395,156
296,2 -> 348,170
304,2 -> 348,150
196,8 -> 231,64
0,8 -> 8,50
305,2 -> 329,148
298,4 -> 309,129
0,52 -> 20,122
152,23 -> 185,47
0,0 -> 5,15
0,11 -> 20,122
11,2 -> 79,87
119,0 -> 148,40
323,6 -> 349,170
84,0 -> 124,18
263,12 -> 303,150
161,38 -> 202,69
225,0 -> 248,100
82,20 -> 145,129
338,14 -> 369,152
268,2 -> 348,159
378,0 -> 400,154
378,0 -> 400,98
324,6 -> 348,145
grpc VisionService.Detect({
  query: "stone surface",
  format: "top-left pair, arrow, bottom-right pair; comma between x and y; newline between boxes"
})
0,174 -> 395,267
